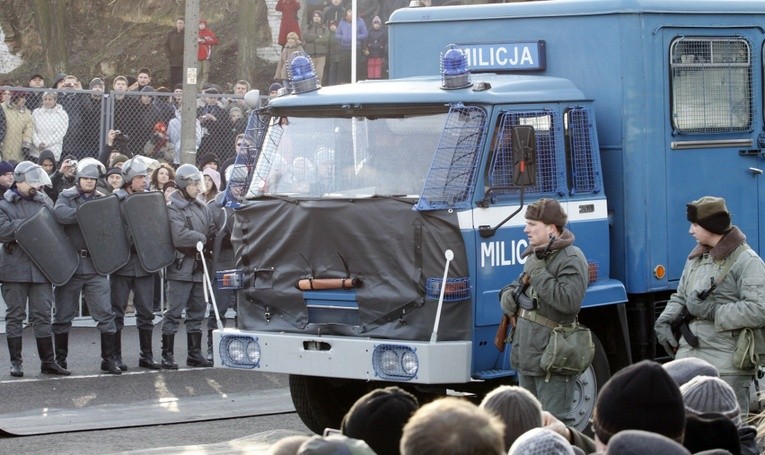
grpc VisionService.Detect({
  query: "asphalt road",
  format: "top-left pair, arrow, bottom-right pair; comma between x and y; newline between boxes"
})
0,326 -> 312,454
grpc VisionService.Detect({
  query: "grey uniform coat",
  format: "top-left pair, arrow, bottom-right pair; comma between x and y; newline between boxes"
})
166,190 -> 216,282
53,186 -> 101,275
509,229 -> 589,376
656,227 -> 765,375
0,188 -> 54,283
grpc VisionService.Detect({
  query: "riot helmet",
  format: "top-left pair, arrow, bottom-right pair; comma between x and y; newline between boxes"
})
13,161 -> 52,188
175,164 -> 205,199
121,157 -> 149,183
75,158 -> 106,181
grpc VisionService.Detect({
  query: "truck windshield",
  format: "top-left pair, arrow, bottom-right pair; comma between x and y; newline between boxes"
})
247,113 -> 447,199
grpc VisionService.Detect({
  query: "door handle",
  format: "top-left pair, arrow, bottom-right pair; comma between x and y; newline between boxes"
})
749,167 -> 763,175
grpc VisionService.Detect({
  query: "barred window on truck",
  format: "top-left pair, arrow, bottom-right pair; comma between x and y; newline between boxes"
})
670,37 -> 751,134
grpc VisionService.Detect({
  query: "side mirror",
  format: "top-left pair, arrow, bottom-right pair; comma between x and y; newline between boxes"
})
512,125 -> 536,187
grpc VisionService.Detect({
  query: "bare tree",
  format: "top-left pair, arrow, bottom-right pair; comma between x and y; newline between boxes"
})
33,0 -> 68,76
236,0 -> 272,84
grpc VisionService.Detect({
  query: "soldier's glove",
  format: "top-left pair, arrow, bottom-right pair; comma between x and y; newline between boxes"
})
499,283 -> 519,316
654,322 -> 678,357
524,253 -> 546,278
686,293 -> 718,322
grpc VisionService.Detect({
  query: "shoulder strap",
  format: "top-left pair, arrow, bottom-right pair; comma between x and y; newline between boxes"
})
714,243 -> 748,286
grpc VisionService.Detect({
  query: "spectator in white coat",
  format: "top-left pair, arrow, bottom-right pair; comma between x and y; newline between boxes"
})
32,92 -> 69,160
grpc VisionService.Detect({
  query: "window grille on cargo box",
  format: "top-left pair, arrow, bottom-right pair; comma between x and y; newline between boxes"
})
565,107 -> 602,195
488,110 -> 565,200
416,104 -> 487,211
670,37 -> 751,134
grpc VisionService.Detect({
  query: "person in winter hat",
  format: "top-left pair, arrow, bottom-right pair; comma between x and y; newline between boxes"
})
498,198 -> 588,425
480,385 -> 544,451
655,195 -> 765,416
591,360 -> 686,450
605,430 -> 690,455
662,356 -> 719,387
340,386 -> 418,455
508,428 -> 581,455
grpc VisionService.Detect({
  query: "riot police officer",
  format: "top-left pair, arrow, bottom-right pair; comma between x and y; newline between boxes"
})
162,164 -> 217,369
0,161 -> 70,377
110,157 -> 161,370
52,158 -> 122,374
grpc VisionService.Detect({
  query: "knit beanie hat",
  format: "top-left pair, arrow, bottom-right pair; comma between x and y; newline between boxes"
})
662,357 -> 719,387
197,152 -> 219,169
340,386 -> 418,455
111,154 -> 129,167
297,434 -> 376,455
372,16 -> 382,25
687,196 -> 731,235
479,385 -> 543,450
89,78 -> 105,89
507,428 -> 577,455
680,376 -> 741,428
605,430 -> 690,455
525,198 -> 567,228
140,85 -> 155,93
0,161 -> 14,175
682,412 -> 741,454
592,360 -> 685,444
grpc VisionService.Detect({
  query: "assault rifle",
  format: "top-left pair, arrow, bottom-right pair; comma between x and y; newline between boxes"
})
669,306 -> 699,348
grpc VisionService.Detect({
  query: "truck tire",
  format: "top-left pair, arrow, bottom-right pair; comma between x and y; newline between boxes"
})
570,331 -> 609,432
289,374 -> 368,434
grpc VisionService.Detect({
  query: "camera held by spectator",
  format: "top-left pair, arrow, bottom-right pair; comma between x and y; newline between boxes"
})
113,130 -> 130,143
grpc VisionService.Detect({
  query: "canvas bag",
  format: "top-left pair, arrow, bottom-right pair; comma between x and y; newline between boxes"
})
539,320 -> 595,379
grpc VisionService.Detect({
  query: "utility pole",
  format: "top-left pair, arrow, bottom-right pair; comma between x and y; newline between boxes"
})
181,0 -> 200,165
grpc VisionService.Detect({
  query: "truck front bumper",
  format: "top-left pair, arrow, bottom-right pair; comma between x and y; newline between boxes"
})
213,329 -> 473,384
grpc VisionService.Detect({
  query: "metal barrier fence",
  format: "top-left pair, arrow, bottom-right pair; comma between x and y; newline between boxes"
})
0,86 -> 257,167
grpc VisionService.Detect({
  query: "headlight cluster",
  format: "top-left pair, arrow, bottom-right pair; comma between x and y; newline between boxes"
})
220,335 -> 260,369
372,345 -> 419,380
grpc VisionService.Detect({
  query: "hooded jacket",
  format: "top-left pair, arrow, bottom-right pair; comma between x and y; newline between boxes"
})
656,226 -> 765,374
32,102 -> 69,160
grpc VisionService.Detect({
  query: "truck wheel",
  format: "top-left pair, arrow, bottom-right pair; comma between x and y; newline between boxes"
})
570,332 -> 609,432
289,374 -> 368,435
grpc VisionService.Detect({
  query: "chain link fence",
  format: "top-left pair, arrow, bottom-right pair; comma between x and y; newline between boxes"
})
0,86 -> 259,168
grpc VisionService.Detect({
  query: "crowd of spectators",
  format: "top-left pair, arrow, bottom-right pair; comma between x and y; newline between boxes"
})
265,358 -> 765,454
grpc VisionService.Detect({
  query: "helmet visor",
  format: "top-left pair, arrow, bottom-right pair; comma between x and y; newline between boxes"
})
23,166 -> 52,188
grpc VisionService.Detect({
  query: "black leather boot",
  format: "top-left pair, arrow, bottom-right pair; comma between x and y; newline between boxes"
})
7,336 -> 23,378
100,333 -> 122,375
54,332 -> 69,370
114,330 -> 127,371
206,329 -> 214,362
38,337 -> 71,375
138,329 -> 161,370
161,334 -> 178,370
187,332 -> 213,367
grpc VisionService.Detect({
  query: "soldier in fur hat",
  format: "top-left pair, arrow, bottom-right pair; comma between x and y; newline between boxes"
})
655,196 -> 765,416
498,198 -> 588,425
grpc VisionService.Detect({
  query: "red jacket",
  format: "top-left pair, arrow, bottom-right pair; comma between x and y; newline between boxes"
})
198,22 -> 219,61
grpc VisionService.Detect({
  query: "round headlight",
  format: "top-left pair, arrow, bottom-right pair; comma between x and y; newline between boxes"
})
246,340 -> 261,364
380,350 -> 398,374
401,351 -> 419,376
228,339 -> 246,363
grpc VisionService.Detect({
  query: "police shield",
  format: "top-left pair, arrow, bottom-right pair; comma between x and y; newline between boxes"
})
15,206 -> 79,286
76,194 -> 131,274
123,191 -> 175,272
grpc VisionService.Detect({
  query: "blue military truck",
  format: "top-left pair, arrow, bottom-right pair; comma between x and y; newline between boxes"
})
214,0 -> 765,432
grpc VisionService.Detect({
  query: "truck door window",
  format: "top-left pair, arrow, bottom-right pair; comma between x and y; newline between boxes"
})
486,110 -> 564,201
670,37 -> 751,134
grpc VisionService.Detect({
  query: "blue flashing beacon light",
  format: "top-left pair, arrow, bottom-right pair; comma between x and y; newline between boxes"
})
288,52 -> 321,94
440,44 -> 471,90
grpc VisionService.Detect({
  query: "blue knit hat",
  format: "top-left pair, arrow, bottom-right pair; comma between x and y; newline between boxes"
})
0,161 -> 14,175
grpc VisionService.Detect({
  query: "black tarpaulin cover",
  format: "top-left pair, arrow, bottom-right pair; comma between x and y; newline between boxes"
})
232,197 -> 471,341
